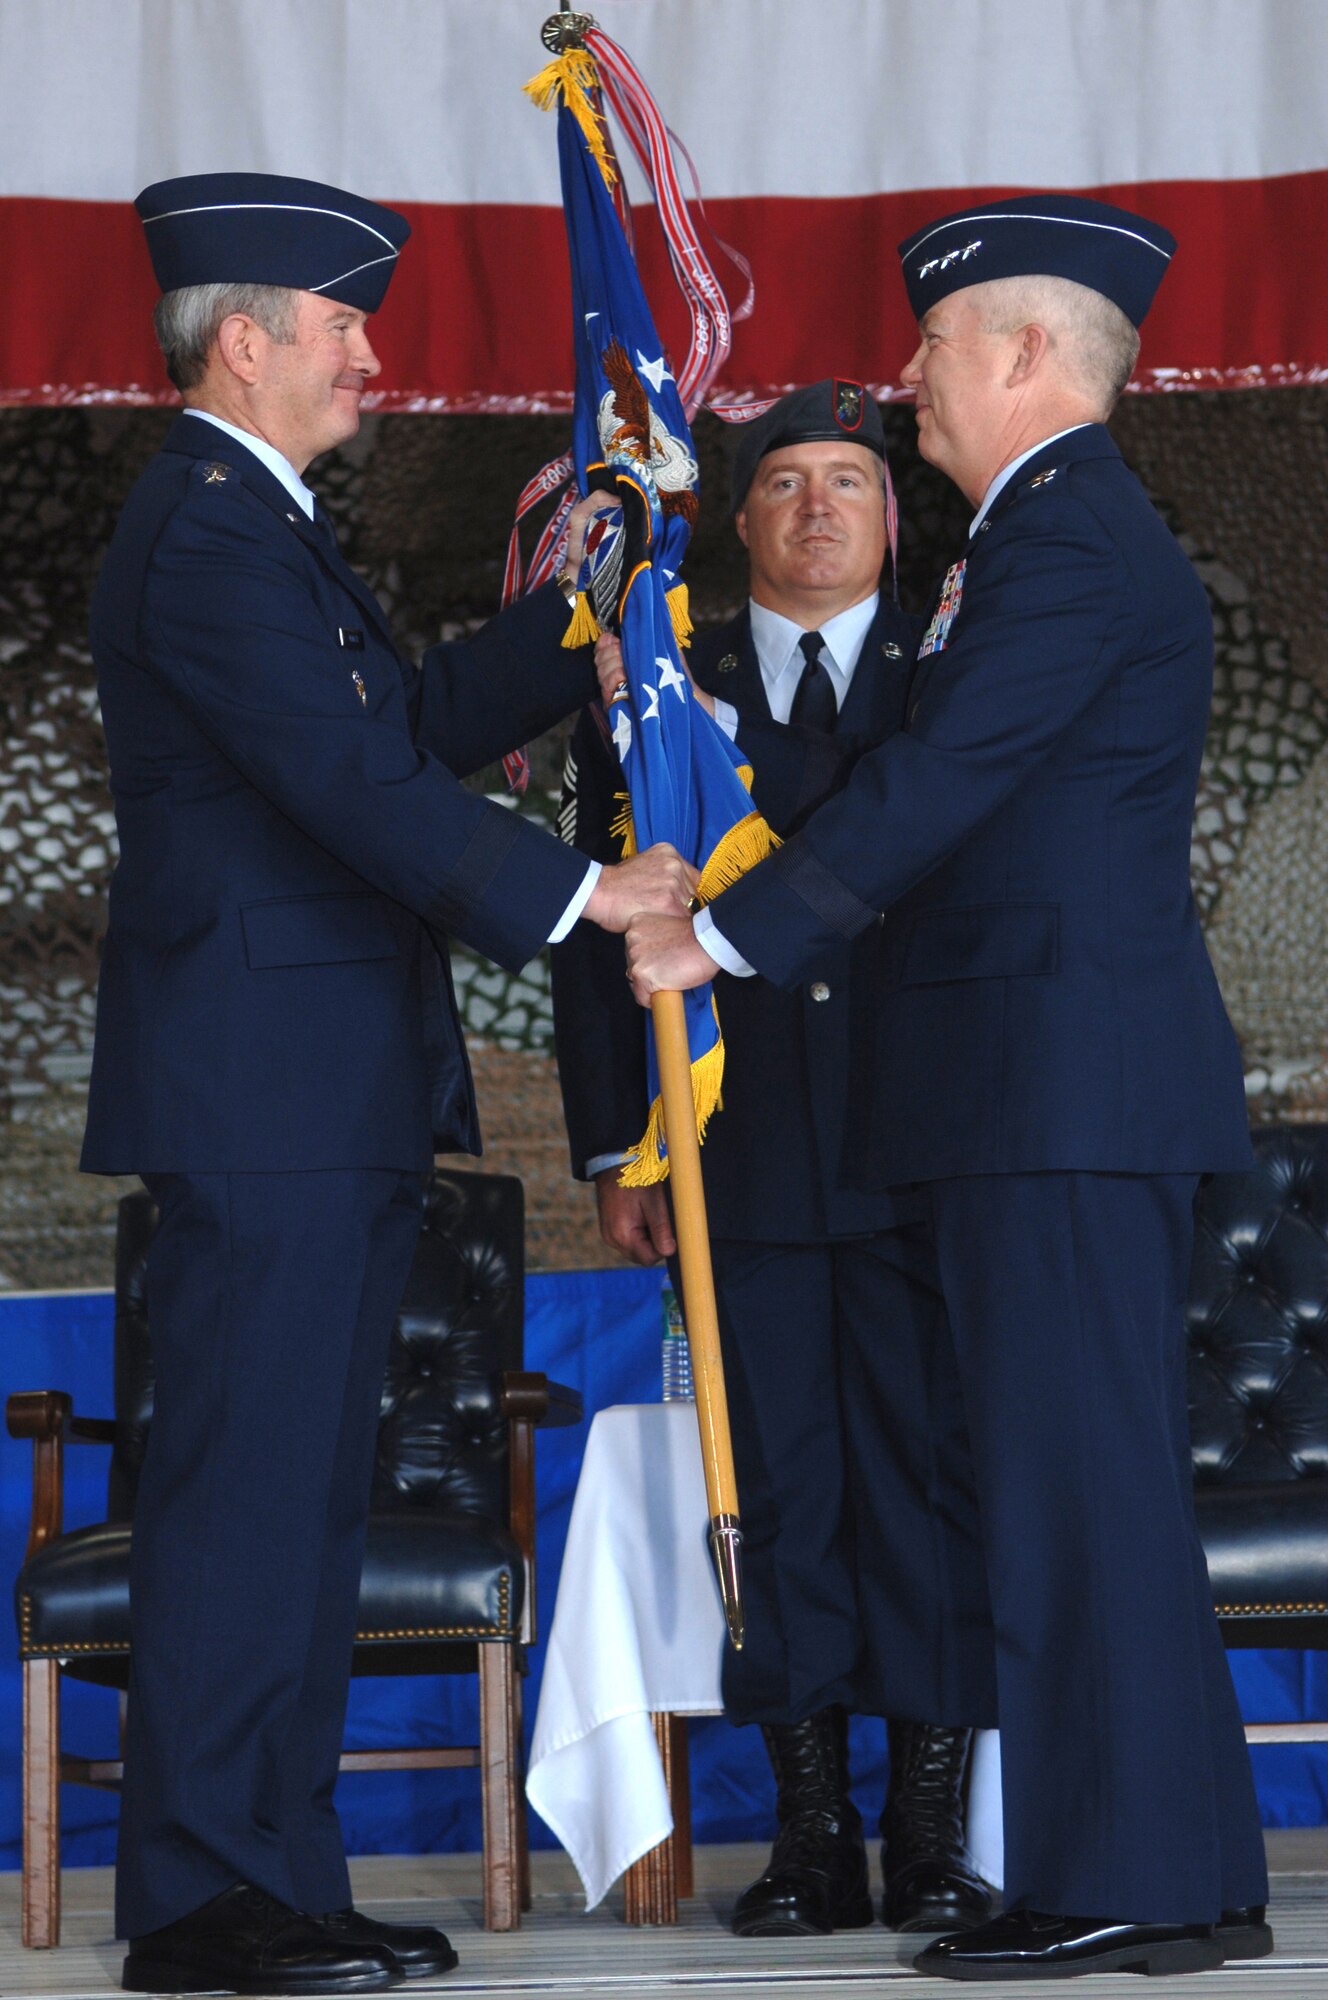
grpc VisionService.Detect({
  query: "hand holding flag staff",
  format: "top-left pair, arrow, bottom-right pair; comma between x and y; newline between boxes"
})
527,6 -> 779,1647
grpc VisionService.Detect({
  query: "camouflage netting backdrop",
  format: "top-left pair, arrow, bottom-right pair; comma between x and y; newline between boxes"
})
1,392 -> 1325,1288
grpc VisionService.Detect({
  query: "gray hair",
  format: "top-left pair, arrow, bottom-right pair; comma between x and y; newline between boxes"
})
969,274 -> 1141,414
153,282 -> 299,391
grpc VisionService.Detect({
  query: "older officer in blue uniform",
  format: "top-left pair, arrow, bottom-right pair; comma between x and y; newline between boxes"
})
552,381 -> 992,1940
622,195 -> 1271,1980
85,173 -> 694,1996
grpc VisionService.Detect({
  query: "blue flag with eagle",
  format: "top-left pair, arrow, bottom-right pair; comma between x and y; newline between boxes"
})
526,38 -> 777,1184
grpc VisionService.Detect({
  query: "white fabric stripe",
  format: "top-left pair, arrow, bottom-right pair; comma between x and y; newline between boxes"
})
0,0 -> 1325,204
906,213 -> 1173,260
144,201 -> 398,251
308,252 -> 398,294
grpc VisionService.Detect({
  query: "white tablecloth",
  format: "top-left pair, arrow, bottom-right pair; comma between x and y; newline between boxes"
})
527,1403 -> 725,1909
526,1400 -> 1005,1909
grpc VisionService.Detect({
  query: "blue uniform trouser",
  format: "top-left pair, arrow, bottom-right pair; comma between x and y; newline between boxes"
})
707,1225 -> 995,1729
926,1171 -> 1268,1923
116,1169 -> 426,1940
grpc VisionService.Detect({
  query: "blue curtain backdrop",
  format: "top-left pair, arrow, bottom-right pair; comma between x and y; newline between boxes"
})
2,1279 -> 1327,1873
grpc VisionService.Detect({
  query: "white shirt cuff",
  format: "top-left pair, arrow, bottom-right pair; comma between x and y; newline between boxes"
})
585,1151 -> 633,1178
712,698 -> 739,741
548,860 -> 602,943
694,905 -> 755,977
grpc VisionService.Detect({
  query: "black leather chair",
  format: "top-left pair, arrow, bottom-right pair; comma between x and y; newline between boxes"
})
8,1168 -> 580,1946
1190,1123 -> 1328,1731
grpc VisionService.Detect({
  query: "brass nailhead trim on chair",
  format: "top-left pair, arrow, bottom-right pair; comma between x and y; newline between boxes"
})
1217,1600 -> 1328,1616
19,1573 -> 514,1657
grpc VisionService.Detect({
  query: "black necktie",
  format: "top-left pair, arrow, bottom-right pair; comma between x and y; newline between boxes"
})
789,630 -> 838,732
312,499 -> 338,549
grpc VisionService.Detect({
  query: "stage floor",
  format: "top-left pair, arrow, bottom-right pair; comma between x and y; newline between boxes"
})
3,1835 -> 1326,1998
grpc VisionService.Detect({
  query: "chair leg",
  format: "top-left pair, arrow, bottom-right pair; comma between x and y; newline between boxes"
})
22,1658 -> 61,1948
478,1644 -> 520,1931
512,1656 -> 531,1912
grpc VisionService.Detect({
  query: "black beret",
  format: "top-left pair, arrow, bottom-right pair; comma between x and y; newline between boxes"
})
135,172 -> 411,315
898,193 -> 1175,330
731,378 -> 884,512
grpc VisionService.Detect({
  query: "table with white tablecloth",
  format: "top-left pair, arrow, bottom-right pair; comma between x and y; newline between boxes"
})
527,1400 -> 1004,1912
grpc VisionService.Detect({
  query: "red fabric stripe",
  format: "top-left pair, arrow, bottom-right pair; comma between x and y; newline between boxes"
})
2,173 -> 1324,408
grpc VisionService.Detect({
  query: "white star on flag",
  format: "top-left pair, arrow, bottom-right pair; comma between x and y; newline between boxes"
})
612,708 -> 633,759
639,682 -> 661,722
656,655 -> 687,701
636,350 -> 672,393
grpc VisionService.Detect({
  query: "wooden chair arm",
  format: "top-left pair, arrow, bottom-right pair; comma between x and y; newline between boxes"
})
7,1392 -> 72,1560
6,1391 -> 73,1442
500,1373 -> 583,1649
500,1371 -> 583,1428
6,1392 -> 116,1563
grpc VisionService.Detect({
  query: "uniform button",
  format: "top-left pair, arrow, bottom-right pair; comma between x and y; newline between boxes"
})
810,981 -> 831,1003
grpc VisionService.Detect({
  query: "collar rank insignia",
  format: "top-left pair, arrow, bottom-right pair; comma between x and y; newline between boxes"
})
202,462 -> 230,484
716,653 -> 739,673
917,559 -> 967,659
1027,467 -> 1059,488
834,379 -> 864,430
351,670 -> 367,706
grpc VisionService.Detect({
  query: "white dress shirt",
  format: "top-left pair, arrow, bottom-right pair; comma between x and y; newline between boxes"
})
181,409 -> 599,940
697,593 -> 879,977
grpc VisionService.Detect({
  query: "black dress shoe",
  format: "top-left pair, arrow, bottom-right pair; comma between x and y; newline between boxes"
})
123,1882 -> 403,1994
913,1909 -> 1225,1980
732,1707 -> 874,1937
880,1721 -> 992,1933
319,1909 -> 459,1979
1217,1904 -> 1274,1960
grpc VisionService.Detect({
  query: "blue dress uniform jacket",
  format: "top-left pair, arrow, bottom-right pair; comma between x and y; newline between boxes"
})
83,415 -> 595,1175
86,413 -> 600,1938
551,597 -> 923,1240
712,424 -> 1252,1182
703,425 -> 1269,1920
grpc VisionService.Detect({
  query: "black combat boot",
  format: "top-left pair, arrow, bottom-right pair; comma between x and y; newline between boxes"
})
732,1706 -> 874,1937
880,1720 -> 992,1933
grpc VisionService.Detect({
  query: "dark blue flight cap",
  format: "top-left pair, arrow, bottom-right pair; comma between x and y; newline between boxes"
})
898,193 -> 1175,330
731,377 -> 885,511
135,172 -> 411,314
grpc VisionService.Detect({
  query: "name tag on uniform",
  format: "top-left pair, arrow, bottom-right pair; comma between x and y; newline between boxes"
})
339,627 -> 365,651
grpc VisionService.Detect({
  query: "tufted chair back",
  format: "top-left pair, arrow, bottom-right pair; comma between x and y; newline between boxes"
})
373,1174 -> 523,1521
1188,1124 -> 1328,1647
107,1171 -> 525,1528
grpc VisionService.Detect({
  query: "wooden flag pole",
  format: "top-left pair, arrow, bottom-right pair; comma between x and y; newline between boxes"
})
650,987 -> 745,1648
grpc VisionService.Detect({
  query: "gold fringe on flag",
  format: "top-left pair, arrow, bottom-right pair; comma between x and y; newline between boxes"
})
619,1003 -> 727,1188
523,48 -> 617,190
561,591 -> 602,649
696,810 -> 780,904
610,792 -> 638,857
666,582 -> 694,649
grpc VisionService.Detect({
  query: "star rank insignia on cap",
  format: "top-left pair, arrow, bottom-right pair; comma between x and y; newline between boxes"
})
834,380 -> 864,430
202,462 -> 231,484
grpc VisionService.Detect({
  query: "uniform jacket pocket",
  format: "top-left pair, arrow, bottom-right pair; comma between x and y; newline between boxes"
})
240,892 -> 401,969
898,901 -> 1060,986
